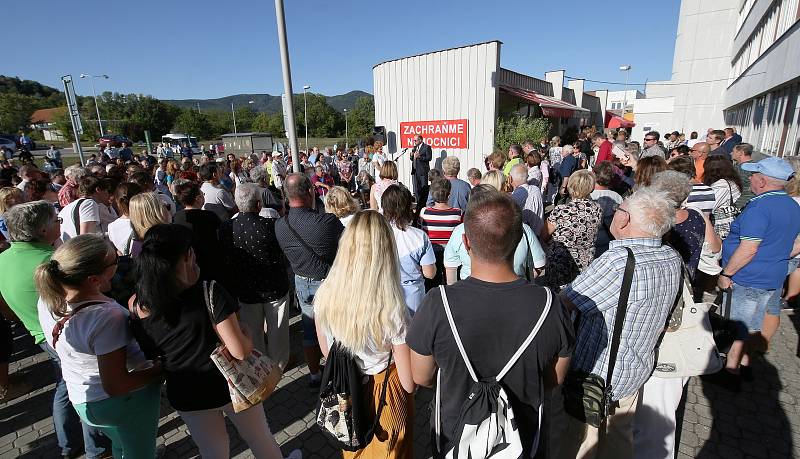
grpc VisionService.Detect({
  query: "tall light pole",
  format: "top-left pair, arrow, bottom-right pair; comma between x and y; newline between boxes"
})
274,0 -> 301,172
619,65 -> 632,119
231,100 -> 255,134
79,74 -> 109,137
231,102 -> 238,134
302,85 -> 311,151
343,108 -> 348,149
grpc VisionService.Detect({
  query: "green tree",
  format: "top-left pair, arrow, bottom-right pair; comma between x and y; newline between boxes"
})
0,93 -> 38,133
495,116 -> 551,150
347,96 -> 375,139
252,112 -> 285,135
234,106 -> 256,133
172,109 -> 213,140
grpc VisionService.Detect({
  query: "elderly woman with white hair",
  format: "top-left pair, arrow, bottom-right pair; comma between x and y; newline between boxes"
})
57,165 -> 88,208
249,165 -> 281,218
219,183 -> 292,369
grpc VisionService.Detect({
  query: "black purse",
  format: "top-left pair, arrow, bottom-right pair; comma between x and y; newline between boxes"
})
709,288 -> 738,355
563,247 -> 635,428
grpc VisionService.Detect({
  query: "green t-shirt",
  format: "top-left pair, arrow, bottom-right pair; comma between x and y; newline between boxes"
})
503,157 -> 522,176
0,242 -> 54,344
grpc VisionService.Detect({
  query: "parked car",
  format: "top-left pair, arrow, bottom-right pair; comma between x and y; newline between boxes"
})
98,135 -> 132,147
0,136 -> 16,155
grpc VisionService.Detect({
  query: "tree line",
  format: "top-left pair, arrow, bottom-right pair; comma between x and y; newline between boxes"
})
0,76 -> 375,142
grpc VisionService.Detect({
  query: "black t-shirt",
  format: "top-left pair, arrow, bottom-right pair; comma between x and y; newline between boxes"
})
407,278 -> 575,451
174,209 -> 222,281
131,281 -> 239,411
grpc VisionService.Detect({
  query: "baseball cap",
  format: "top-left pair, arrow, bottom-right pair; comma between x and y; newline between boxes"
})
741,156 -> 795,181
272,151 -> 282,157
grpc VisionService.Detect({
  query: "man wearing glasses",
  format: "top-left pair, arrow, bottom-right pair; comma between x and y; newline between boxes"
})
640,131 -> 667,159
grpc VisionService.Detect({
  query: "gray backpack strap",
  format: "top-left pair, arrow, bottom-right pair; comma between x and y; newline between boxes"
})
496,287 -> 552,381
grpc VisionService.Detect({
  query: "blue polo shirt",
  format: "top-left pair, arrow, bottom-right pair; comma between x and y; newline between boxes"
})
722,191 -> 800,289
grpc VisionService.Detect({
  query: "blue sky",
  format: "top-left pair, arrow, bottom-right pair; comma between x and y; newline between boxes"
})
4,0 -> 680,100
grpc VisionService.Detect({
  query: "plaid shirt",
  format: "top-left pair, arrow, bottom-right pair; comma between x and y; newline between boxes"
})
563,237 -> 681,400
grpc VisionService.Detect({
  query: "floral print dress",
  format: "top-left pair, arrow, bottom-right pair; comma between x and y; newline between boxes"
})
541,198 -> 603,289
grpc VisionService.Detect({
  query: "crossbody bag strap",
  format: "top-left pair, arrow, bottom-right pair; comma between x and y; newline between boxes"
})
438,285 -> 479,383
523,229 -> 532,281
72,198 -> 86,235
496,287 -> 552,381
284,215 -> 330,269
605,247 -> 635,396
202,280 -> 226,345
123,231 -> 135,256
51,300 -> 106,349
370,351 -> 393,434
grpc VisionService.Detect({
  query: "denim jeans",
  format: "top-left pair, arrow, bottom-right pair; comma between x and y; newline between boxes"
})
40,342 -> 110,458
294,275 -> 322,347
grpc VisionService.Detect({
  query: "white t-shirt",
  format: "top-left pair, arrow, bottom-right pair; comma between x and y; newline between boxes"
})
37,299 -> 148,404
321,319 -> 407,375
201,182 -> 235,221
107,216 -> 134,254
97,204 -> 118,234
59,198 -> 100,242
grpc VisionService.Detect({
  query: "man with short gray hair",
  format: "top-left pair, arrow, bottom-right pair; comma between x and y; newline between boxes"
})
509,163 -> 544,233
557,187 -> 682,459
219,183 -> 291,369
427,155 -> 471,210
0,201 -> 110,457
732,143 -> 755,209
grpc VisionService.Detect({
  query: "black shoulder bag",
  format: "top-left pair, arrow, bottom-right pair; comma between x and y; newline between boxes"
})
563,247 -> 635,428
72,198 -> 87,235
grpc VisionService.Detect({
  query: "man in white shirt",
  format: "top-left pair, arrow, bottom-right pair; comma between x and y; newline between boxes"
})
58,176 -> 111,241
199,163 -> 236,221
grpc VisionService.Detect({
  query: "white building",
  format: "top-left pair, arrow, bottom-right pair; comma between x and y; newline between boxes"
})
632,0 -> 739,141
372,41 -> 603,185
605,90 -> 645,112
724,0 -> 800,157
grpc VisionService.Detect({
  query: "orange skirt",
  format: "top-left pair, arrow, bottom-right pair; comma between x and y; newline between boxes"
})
342,364 -> 414,459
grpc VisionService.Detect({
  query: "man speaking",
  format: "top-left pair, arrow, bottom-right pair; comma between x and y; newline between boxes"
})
411,134 -> 432,201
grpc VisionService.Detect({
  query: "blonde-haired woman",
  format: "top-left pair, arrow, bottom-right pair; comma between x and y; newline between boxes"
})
314,210 -> 415,459
35,234 -> 163,458
129,192 -> 171,249
369,161 -> 399,213
324,186 -> 359,226
539,169 -> 603,290
480,170 -> 508,192
0,187 -> 24,242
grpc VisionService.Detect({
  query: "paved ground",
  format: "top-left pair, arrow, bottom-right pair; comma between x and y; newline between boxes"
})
2,307 -> 799,458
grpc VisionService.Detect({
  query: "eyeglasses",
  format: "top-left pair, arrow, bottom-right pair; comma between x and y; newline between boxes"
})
616,207 -> 630,217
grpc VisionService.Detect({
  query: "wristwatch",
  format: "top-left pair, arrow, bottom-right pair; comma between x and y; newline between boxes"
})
719,272 -> 733,279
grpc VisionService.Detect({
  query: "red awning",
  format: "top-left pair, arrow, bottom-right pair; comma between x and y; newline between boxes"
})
605,112 -> 635,129
499,85 -> 589,119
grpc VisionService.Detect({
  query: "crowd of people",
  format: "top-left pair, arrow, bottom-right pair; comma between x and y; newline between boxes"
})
0,125 -> 798,459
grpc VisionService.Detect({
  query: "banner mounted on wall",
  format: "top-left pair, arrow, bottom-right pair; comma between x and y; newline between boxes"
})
400,119 -> 468,149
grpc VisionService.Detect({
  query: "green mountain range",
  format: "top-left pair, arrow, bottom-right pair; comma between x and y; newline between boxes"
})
163,90 -> 372,114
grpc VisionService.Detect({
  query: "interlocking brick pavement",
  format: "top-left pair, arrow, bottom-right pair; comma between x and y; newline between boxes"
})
3,307 -> 800,458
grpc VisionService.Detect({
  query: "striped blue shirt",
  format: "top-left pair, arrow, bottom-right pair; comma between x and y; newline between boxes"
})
563,238 -> 682,400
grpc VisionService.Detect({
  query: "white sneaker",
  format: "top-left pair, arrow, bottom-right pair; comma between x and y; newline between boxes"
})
285,449 -> 303,459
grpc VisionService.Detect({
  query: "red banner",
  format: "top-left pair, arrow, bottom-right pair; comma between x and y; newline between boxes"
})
400,119 -> 468,149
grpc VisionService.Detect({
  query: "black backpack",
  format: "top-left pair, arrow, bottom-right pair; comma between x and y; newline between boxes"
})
316,340 -> 391,451
108,232 -> 136,305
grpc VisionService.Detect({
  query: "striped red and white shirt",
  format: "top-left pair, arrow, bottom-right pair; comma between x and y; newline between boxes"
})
420,207 -> 463,245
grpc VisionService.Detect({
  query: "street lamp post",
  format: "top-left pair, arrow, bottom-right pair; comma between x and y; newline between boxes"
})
273,0 -> 301,172
343,109 -> 348,149
303,85 -> 310,151
231,102 -> 238,134
619,65 -> 631,119
80,74 -> 109,137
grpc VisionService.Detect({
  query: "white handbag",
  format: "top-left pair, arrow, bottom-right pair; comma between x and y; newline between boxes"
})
653,276 -> 723,378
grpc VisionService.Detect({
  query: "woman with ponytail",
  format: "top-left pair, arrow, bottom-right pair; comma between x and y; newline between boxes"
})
35,233 -> 163,458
